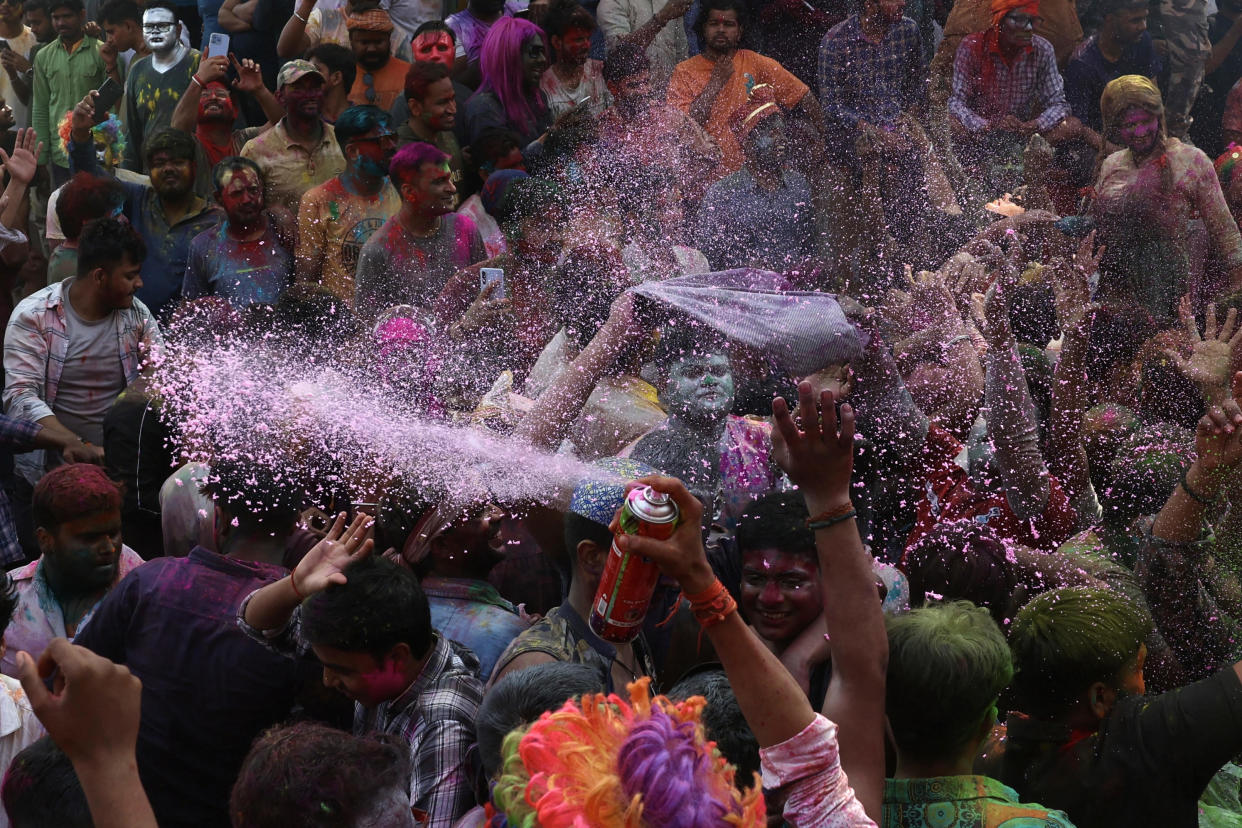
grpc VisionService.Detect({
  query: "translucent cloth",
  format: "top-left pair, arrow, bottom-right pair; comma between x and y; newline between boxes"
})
630,269 -> 866,376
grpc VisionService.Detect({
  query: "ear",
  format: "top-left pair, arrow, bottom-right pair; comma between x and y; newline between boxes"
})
385,641 -> 413,667
407,96 -> 423,117
88,265 -> 108,286
1088,681 -> 1117,720
34,526 -> 53,557
576,538 -> 607,577
213,504 -> 229,541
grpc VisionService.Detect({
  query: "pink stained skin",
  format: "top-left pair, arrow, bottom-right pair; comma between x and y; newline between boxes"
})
1117,106 -> 1160,158
740,549 -> 822,648
411,31 -> 454,69
310,643 -> 415,707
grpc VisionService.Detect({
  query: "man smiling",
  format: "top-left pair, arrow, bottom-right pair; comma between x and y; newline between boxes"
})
240,514 -> 483,828
122,0 -> 199,173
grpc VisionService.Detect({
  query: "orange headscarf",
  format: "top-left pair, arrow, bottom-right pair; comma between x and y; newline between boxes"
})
991,0 -> 1040,27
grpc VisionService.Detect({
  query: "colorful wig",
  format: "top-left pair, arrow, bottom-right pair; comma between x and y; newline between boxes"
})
57,109 -> 126,164
490,678 -> 764,828
477,17 -> 548,138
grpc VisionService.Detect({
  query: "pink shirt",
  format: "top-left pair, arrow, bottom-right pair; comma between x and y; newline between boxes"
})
760,714 -> 877,827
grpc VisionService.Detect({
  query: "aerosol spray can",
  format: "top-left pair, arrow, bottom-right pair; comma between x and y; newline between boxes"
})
589,486 -> 680,642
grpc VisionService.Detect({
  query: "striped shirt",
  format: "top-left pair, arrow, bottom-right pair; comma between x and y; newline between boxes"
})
2,279 -> 162,484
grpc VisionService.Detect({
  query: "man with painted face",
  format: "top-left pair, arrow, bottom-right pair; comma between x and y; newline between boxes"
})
0,464 -> 142,680
666,0 -> 826,179
241,59 -> 346,215
388,22 -> 473,146
396,60 -> 461,175
296,104 -> 400,303
74,457 -> 324,828
354,140 -> 484,321
696,87 -> 815,274
121,0 -> 199,174
539,0 -> 611,118
69,94 -> 221,319
627,323 -> 782,525
948,0 -> 1081,170
183,156 -> 292,309
346,8 -> 410,111
3,219 -> 160,552
30,0 -> 105,186
239,515 -> 484,828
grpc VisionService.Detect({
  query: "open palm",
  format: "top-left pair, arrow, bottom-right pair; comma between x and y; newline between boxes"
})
292,512 -> 374,595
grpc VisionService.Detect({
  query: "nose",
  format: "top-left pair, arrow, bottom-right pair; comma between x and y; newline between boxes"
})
445,178 -> 457,194
758,579 -> 783,606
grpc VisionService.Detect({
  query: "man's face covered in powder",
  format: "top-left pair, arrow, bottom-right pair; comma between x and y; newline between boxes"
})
662,353 -> 735,427
740,548 -> 822,646
310,643 -> 412,707
42,509 -> 124,591
142,7 -> 178,53
411,31 -> 454,68
219,166 -> 266,226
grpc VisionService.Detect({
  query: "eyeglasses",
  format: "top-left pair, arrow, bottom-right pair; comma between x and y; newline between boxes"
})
1003,12 -> 1041,28
142,21 -> 175,31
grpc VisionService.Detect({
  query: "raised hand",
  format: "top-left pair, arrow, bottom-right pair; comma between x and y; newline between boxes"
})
230,54 -> 264,94
0,128 -> 43,187
1195,372 -> 1242,473
1047,230 -> 1098,333
16,639 -> 142,768
612,475 -> 714,594
1167,295 -> 1242,402
770,381 -> 854,508
71,90 -> 98,134
290,511 -> 374,597
197,55 -> 229,86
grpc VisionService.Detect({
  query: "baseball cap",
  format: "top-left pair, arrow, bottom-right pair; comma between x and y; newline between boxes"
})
276,59 -> 324,90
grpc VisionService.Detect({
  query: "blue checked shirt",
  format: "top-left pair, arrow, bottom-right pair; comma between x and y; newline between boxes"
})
818,15 -> 927,132
948,32 -> 1070,133
0,416 -> 42,564
237,595 -> 483,828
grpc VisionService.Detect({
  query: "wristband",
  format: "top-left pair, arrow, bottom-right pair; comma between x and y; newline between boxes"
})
944,333 -> 972,348
294,10 -> 308,21
289,569 -> 306,601
190,75 -> 204,89
805,501 -> 853,529
685,579 -> 737,629
1181,468 -> 1218,507
808,510 -> 857,530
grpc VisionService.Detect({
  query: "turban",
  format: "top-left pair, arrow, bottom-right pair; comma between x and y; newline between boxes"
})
1099,74 -> 1165,142
991,0 -> 1039,26
346,8 -> 394,32
729,83 -> 782,143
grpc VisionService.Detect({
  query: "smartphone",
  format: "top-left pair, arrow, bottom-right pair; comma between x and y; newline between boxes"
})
206,31 -> 229,59
480,267 -> 505,300
92,77 -> 123,124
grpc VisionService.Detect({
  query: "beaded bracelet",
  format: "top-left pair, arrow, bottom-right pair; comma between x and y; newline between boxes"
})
685,579 -> 736,629
805,500 -> 854,531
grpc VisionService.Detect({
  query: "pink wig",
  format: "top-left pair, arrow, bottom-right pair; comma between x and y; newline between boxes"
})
490,678 -> 764,827
478,17 -> 548,138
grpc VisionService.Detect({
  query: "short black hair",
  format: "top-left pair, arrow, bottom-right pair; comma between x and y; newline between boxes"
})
602,42 -> 649,83
21,0 -> 48,15
98,0 -> 140,25
476,662 -> 603,778
332,104 -> 391,153
307,42 -> 357,94
301,557 -> 434,660
412,19 -> 455,42
45,0 -> 82,14
143,0 -> 178,20
143,127 -> 196,167
200,454 -> 305,532
77,217 -> 145,277
542,0 -> 595,39
734,491 -> 817,564
668,669 -> 760,788
2,737 -> 92,828
692,0 -> 746,41
211,155 -> 264,196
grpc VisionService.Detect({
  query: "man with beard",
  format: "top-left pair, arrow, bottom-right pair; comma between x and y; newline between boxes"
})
397,60 -> 461,178
354,141 -> 483,321
667,0 -> 825,179
3,219 -> 161,497
388,22 -> 472,147
296,104 -> 400,303
169,52 -> 284,193
346,8 -> 410,112
695,88 -> 815,273
122,1 -> 199,174
241,60 -> 346,215
31,0 -> 105,186
69,92 -> 220,318
397,494 -> 528,682
182,157 -> 292,309
0,464 -> 143,677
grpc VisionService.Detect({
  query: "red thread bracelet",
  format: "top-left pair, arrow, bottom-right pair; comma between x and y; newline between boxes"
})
685,579 -> 737,628
289,570 -> 306,601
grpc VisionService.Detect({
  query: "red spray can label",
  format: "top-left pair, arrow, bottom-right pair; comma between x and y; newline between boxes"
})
590,486 -> 680,642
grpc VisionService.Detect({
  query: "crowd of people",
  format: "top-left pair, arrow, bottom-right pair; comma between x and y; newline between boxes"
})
0,0 -> 1236,822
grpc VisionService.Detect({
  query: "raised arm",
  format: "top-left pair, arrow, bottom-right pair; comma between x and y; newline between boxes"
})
0,128 -> 41,232
171,56 -> 227,133
771,382 -> 887,822
614,0 -> 693,53
278,0 -> 316,59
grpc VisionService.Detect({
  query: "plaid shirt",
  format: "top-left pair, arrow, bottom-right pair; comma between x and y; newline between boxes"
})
948,32 -> 1069,133
237,596 -> 483,827
0,416 -> 42,564
818,15 -> 926,131
2,279 -> 162,485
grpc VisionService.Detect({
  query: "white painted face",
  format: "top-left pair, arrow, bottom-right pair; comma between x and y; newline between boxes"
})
142,8 -> 177,53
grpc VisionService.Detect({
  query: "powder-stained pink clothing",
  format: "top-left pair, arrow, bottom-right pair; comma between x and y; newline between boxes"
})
760,714 -> 877,827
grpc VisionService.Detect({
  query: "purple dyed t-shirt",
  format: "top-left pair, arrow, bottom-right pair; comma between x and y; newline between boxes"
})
446,1 -> 525,65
